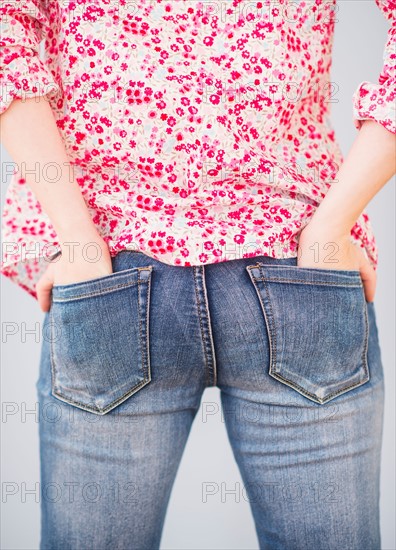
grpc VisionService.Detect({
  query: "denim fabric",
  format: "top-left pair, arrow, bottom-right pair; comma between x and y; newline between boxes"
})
50,266 -> 152,414
246,263 -> 370,404
36,251 -> 385,550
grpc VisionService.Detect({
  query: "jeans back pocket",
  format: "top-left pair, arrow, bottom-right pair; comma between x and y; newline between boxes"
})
246,263 -> 370,404
49,266 -> 152,415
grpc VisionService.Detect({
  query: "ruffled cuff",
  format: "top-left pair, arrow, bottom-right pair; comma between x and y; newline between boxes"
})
352,79 -> 396,134
0,46 -> 60,114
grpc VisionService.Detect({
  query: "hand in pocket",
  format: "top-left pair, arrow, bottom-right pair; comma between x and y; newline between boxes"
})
36,236 -> 113,312
297,227 -> 376,303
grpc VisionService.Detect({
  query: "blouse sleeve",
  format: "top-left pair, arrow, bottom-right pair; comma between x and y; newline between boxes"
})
0,1 -> 59,115
352,0 -> 396,134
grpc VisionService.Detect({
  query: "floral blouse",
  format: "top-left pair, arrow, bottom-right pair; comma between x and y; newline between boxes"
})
1,0 -> 395,298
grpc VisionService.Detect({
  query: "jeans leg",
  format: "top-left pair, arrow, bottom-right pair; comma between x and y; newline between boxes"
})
220,368 -> 384,549
36,253 -> 208,549
206,258 -> 385,550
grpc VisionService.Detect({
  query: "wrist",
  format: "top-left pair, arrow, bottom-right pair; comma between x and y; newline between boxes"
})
56,225 -> 107,255
55,215 -> 102,243
57,237 -> 110,265
302,217 -> 353,240
298,225 -> 354,267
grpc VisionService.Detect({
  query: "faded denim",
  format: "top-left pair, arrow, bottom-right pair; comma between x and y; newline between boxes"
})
36,250 -> 385,549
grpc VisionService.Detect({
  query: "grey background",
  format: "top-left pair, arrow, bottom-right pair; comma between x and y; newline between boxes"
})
1,2 -> 395,548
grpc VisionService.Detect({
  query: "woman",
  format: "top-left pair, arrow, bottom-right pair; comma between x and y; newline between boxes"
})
1,0 -> 395,548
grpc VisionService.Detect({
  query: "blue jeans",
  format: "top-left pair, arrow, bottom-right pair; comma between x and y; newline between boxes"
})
36,251 -> 385,549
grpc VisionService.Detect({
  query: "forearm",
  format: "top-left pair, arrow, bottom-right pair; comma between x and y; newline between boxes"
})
0,97 -> 99,243
308,119 -> 396,236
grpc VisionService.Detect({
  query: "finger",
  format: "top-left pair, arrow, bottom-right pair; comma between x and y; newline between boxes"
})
359,258 -> 377,303
36,271 -> 54,313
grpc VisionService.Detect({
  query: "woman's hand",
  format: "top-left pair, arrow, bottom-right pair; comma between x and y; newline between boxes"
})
297,225 -> 377,303
36,235 -> 113,312
293,119 -> 394,306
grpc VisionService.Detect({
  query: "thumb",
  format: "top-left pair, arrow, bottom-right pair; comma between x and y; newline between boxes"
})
36,264 -> 55,313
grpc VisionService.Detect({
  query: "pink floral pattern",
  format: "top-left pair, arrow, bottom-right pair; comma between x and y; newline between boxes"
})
1,0 -> 395,298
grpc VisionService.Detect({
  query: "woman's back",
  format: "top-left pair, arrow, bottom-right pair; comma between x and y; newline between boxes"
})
1,0 -> 394,295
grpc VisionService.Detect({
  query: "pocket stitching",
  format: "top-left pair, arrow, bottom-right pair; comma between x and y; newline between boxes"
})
138,266 -> 151,382
52,266 -> 152,302
51,378 -> 151,415
52,266 -> 149,289
52,280 -> 140,302
49,269 -> 153,414
268,285 -> 370,403
247,264 -> 370,404
252,262 -> 361,276
250,276 -> 362,288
